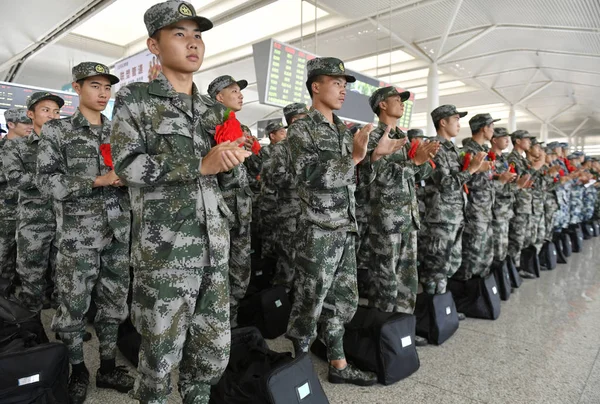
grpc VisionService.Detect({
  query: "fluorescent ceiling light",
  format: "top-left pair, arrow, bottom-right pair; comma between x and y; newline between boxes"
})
346,50 -> 414,73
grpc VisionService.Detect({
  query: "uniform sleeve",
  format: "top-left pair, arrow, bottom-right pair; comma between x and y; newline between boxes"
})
244,152 -> 262,178
36,122 -> 95,201
268,143 -> 295,189
111,88 -> 201,187
430,149 -> 472,193
415,160 -> 434,181
287,121 -> 355,190
3,139 -> 35,191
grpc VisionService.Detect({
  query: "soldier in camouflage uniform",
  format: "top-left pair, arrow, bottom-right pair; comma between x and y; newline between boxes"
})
568,153 -> 585,226
203,75 -> 253,327
419,105 -> 486,295
110,2 -> 251,403
542,145 -> 561,243
489,128 -> 518,269
364,87 -> 436,316
259,120 -> 286,261
551,142 -> 573,234
0,109 -> 32,292
266,103 -> 308,291
526,139 -> 549,257
582,157 -> 598,223
36,62 -> 134,403
286,57 -> 404,386
3,92 -> 63,313
455,114 -> 502,281
506,130 -> 543,278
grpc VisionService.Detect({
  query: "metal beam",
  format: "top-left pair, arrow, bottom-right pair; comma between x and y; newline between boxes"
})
440,49 -> 600,65
517,81 -> 553,104
437,25 -> 496,63
517,69 -> 540,101
570,117 -> 591,137
366,18 -> 433,62
435,0 -> 464,60
549,104 -> 577,123
549,123 -> 569,138
472,66 -> 600,79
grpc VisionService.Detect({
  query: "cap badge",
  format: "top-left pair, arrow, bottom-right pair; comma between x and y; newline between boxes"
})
179,3 -> 193,16
339,63 -> 345,72
95,64 -> 106,73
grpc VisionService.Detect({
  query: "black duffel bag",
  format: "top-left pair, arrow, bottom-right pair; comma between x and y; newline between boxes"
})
569,224 -> 583,253
553,232 -> 568,264
539,241 -> 557,270
238,286 -> 291,339
492,260 -> 511,301
448,274 -> 501,320
520,246 -> 540,278
505,256 -> 522,288
0,340 -> 69,404
592,220 -> 600,237
211,327 -> 328,404
0,296 -> 48,345
414,291 -> 459,345
582,222 -> 595,240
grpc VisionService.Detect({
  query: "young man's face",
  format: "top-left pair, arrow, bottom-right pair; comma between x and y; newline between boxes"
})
74,76 -> 112,112
482,123 -> 494,141
216,84 -> 243,112
7,122 -> 33,137
381,95 -> 404,119
269,128 -> 286,144
441,114 -> 461,138
313,75 -> 347,111
27,100 -> 61,131
147,19 -> 205,74
517,138 -> 531,151
492,136 -> 510,150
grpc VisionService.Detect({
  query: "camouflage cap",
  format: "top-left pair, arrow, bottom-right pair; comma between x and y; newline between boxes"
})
265,120 -> 285,134
72,62 -> 119,85
546,141 -> 560,150
144,0 -> 213,37
368,86 -> 410,114
493,127 -> 509,138
559,142 -> 569,148
4,108 -> 32,124
0,126 -> 5,134
407,128 -> 426,141
567,153 -> 578,160
207,75 -> 248,99
530,138 -> 544,146
240,124 -> 251,134
283,103 -> 309,126
469,113 -> 500,133
545,146 -> 557,155
306,57 -> 356,83
510,130 -> 535,140
27,91 -> 65,110
430,105 -> 467,124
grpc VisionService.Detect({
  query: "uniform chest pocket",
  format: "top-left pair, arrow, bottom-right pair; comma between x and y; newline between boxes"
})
66,146 -> 99,177
151,120 -> 194,155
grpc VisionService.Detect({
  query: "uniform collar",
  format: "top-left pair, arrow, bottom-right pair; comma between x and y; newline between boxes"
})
307,107 -> 347,135
71,108 -> 108,130
376,121 -> 404,137
435,134 -> 455,149
148,72 -> 202,120
27,131 -> 40,145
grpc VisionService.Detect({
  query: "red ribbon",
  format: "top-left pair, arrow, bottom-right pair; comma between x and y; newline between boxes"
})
461,152 -> 471,194
215,110 -> 244,146
99,144 -> 113,170
408,139 -> 420,160
487,151 -> 496,161
251,139 -> 261,155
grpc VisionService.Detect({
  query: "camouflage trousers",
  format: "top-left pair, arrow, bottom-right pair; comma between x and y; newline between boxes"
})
455,219 -> 494,280
355,218 -> 371,272
419,222 -> 464,294
259,209 -> 278,260
286,226 -> 358,361
583,187 -> 597,221
492,218 -> 510,261
131,265 -> 230,404
508,213 -> 531,265
545,200 -> 560,241
51,237 -> 129,364
368,231 -> 418,314
16,200 -> 57,312
570,187 -> 584,224
0,219 -> 17,282
530,209 -> 546,254
272,215 -> 298,292
229,223 -> 251,327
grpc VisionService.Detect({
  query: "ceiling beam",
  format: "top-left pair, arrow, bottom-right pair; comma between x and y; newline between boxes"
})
549,123 -> 569,138
517,81 -> 553,104
472,66 -> 600,79
435,0 -> 464,60
517,69 -> 540,101
570,117 -> 591,137
549,104 -> 577,123
437,25 -> 496,63
366,18 -> 433,62
440,49 -> 600,65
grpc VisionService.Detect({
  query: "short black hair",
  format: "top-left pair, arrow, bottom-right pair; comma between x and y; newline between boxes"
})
306,75 -> 325,98
151,29 -> 162,42
76,79 -> 86,87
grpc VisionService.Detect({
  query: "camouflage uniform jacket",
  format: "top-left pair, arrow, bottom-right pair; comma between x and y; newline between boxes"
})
462,138 -> 494,222
111,73 -> 232,270
244,152 -> 262,195
0,137 -> 18,220
259,145 -> 278,211
36,109 -> 130,248
287,107 -> 357,232
202,103 -> 253,228
424,135 -> 472,225
492,152 -> 515,220
266,139 -> 301,218
530,163 -> 549,216
507,150 -> 536,215
367,122 -> 433,234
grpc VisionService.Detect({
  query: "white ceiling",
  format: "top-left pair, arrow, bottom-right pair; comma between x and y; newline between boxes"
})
1,0 -> 598,147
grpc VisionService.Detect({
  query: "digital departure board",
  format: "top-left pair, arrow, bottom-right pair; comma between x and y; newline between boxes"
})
253,39 -> 415,129
0,81 -> 79,116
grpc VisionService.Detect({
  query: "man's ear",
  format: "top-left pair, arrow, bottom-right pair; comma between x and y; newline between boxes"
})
147,37 -> 160,56
216,92 -> 224,104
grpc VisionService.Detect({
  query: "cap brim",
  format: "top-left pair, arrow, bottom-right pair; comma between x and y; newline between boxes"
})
0,128 -> 6,134
188,16 -> 213,32
399,91 -> 410,102
237,80 -> 248,91
344,75 -> 356,83
458,111 -> 468,118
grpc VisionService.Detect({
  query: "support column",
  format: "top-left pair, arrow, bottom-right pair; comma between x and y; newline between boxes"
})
426,63 -> 439,137
540,122 -> 548,142
508,105 -> 517,133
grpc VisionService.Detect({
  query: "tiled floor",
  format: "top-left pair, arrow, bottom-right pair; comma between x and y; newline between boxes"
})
40,237 -> 600,403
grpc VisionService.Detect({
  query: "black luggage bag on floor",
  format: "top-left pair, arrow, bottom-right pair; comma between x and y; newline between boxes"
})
0,340 -> 69,404
238,286 -> 292,339
414,291 -> 459,345
492,260 -> 511,301
210,327 -> 329,404
447,274 -> 501,320
569,224 -> 583,253
505,256 -> 522,288
520,246 -> 540,278
357,268 -> 369,299
562,231 -> 573,257
248,257 -> 277,294
553,232 -> 568,264
539,241 -> 557,270
0,296 -> 48,345
582,222 -> 595,240
592,220 -> 600,237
